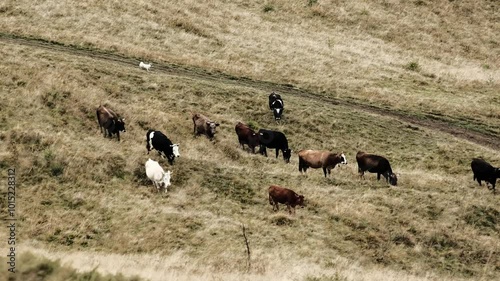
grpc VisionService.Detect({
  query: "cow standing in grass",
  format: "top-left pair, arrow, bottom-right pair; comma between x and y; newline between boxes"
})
268,92 -> 284,121
258,129 -> 291,163
356,151 -> 398,186
145,158 -> 171,193
96,105 -> 126,141
471,158 -> 500,193
146,130 -> 180,165
235,122 -> 260,153
192,113 -> 220,140
298,150 -> 347,177
268,185 -> 305,214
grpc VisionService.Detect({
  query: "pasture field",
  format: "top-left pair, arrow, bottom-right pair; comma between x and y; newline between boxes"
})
0,1 -> 499,281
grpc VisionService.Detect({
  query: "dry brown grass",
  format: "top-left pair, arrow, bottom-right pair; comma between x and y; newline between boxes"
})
0,0 -> 498,132
0,1 -> 499,280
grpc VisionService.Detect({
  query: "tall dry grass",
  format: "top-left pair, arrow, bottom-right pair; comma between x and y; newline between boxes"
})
0,0 -> 499,132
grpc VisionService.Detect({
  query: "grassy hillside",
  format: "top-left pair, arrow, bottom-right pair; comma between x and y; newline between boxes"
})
1,0 -> 499,136
0,1 -> 499,280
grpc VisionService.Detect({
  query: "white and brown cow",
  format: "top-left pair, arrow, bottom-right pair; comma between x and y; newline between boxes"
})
298,150 -> 347,177
192,113 -> 220,140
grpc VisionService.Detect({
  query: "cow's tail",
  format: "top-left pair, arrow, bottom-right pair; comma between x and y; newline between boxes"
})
268,193 -> 274,206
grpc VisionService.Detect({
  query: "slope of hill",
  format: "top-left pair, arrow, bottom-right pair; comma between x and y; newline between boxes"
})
0,1 -> 498,280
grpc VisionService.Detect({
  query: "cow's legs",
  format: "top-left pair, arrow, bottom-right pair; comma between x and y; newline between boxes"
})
260,146 -> 267,157
275,149 -> 280,159
116,131 -> 120,141
476,178 -> 482,186
377,173 -> 381,181
358,168 -> 365,179
323,167 -> 327,177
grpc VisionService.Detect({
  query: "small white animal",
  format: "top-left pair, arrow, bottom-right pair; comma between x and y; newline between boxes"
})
139,61 -> 152,71
145,158 -> 172,193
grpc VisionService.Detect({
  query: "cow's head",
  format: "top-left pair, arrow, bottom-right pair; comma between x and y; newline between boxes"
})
273,108 -> 283,120
493,168 -> 500,179
339,153 -> 348,165
295,194 -> 305,207
115,118 -> 126,133
283,149 -> 292,163
206,121 -> 220,136
162,171 -> 172,192
171,144 -> 180,158
388,173 -> 398,186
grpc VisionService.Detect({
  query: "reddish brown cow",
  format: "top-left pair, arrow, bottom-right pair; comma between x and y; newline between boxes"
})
192,113 -> 220,140
268,185 -> 304,214
235,122 -> 260,153
298,150 -> 347,177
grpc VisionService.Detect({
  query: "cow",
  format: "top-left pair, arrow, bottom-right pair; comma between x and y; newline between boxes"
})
258,129 -> 291,163
269,93 -> 284,121
471,158 -> 500,193
268,92 -> 282,110
96,105 -> 126,141
235,122 -> 260,153
298,150 -> 347,177
145,158 -> 172,193
356,151 -> 397,186
268,185 -> 304,214
139,61 -> 152,71
192,113 -> 220,140
146,130 -> 180,165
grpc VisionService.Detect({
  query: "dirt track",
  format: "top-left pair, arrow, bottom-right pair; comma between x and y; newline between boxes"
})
1,33 -> 498,150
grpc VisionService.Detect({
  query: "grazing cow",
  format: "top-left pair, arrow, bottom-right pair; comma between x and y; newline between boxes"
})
269,94 -> 284,121
192,113 -> 220,140
145,158 -> 172,193
258,129 -> 291,163
139,61 -> 152,71
298,150 -> 347,177
235,122 -> 260,153
356,151 -> 398,186
268,92 -> 282,110
146,130 -> 180,165
268,185 -> 305,214
96,105 -> 126,141
471,158 -> 500,193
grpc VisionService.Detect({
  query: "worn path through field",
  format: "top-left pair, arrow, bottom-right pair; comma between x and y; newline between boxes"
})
1,33 -> 498,150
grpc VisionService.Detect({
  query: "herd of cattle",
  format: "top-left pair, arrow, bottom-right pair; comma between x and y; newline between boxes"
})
96,92 -> 499,213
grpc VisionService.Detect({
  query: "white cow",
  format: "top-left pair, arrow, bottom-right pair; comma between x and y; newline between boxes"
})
139,61 -> 152,71
145,158 -> 172,193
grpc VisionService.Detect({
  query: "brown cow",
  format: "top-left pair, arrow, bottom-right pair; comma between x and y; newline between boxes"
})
235,122 -> 259,153
356,151 -> 397,186
268,185 -> 304,214
298,150 -> 347,177
96,105 -> 126,141
192,113 -> 220,140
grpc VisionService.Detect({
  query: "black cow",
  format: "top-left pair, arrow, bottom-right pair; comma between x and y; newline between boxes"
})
258,129 -> 291,163
356,151 -> 397,186
471,158 -> 500,193
146,130 -> 180,165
